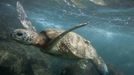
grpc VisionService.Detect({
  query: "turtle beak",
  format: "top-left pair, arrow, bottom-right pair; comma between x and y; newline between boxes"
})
10,32 -> 14,38
10,31 -> 17,40
9,32 -> 13,37
10,33 -> 13,37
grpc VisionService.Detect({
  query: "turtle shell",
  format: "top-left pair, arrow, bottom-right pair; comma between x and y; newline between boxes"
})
39,28 -> 98,60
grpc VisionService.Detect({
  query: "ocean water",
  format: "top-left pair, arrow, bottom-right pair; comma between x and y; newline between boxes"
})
0,0 -> 134,75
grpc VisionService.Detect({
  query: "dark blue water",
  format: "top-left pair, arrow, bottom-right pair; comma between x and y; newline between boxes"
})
0,0 -> 134,75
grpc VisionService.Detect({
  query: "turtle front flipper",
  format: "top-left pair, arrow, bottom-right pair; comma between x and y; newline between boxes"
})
16,1 -> 36,31
91,56 -> 109,75
46,22 -> 88,49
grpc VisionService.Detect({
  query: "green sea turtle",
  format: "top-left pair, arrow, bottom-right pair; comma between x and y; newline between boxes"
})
11,1 -> 109,75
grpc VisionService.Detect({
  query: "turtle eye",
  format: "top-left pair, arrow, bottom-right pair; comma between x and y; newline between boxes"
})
17,32 -> 23,36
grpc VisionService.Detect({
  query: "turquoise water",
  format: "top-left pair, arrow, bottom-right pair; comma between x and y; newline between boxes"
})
0,0 -> 134,75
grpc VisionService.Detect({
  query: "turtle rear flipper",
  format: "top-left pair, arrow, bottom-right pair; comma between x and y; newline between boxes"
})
91,56 -> 109,75
16,1 -> 36,31
46,22 -> 88,49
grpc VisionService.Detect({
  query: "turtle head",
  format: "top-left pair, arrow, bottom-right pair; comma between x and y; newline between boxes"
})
11,29 -> 39,45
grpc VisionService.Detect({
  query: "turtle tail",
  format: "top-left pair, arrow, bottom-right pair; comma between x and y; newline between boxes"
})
91,56 -> 109,75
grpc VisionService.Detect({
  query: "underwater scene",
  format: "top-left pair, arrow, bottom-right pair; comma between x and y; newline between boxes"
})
0,0 -> 134,75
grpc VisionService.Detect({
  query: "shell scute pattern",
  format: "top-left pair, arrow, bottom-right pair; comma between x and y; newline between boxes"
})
43,29 -> 97,59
